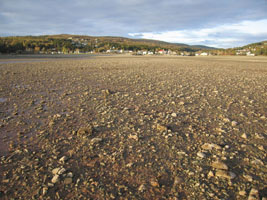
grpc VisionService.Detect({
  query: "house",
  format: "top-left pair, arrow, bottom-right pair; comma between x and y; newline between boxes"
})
200,52 -> 208,56
246,52 -> 255,56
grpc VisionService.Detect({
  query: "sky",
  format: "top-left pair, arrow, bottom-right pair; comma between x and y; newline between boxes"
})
0,0 -> 267,48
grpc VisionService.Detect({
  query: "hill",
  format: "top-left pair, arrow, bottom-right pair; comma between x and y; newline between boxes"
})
229,41 -> 267,56
0,34 -> 216,54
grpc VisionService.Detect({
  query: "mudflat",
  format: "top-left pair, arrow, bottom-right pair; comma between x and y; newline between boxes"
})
0,55 -> 266,199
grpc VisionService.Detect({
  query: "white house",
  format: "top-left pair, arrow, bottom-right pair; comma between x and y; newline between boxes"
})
200,52 -> 208,56
246,52 -> 255,56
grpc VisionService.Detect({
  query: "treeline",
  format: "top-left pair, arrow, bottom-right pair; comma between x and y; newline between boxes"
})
0,37 -> 92,53
0,35 -> 199,54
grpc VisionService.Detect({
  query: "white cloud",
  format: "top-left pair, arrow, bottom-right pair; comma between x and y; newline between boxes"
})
129,19 -> 267,48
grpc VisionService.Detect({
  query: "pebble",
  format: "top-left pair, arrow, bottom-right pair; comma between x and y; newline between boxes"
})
52,168 -> 61,175
138,184 -> 146,192
64,177 -> 72,184
171,113 -> 177,117
215,170 -> 236,179
77,126 -> 93,137
128,134 -> 138,140
150,179 -> 159,187
67,172 -> 73,178
239,190 -> 246,196
197,152 -> 206,158
211,161 -> 228,170
248,188 -> 259,200
251,159 -> 264,165
91,137 -> 102,144
156,124 -> 168,132
241,133 -> 247,139
231,121 -> 238,126
57,168 -> 66,175
59,156 -> 68,163
202,143 -> 221,150
243,174 -> 253,182
42,187 -> 48,195
207,171 -> 214,178
51,174 -> 60,184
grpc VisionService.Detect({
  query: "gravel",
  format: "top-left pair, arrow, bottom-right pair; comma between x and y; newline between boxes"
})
0,55 -> 266,199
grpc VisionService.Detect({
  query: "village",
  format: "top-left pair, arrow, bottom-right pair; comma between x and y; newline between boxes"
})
2,36 -> 266,56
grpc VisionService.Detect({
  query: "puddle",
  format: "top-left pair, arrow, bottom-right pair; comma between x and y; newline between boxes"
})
0,98 -> 7,103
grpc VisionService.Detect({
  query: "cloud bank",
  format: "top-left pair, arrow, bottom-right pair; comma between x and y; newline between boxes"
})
0,0 -> 266,48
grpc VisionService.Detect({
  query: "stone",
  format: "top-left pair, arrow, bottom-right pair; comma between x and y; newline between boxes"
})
239,191 -> 246,196
77,126 -> 93,137
64,177 -> 72,184
202,143 -> 221,150
91,137 -> 102,144
243,174 -> 253,182
42,187 -> 48,195
51,174 -> 60,184
59,156 -> 67,163
171,113 -> 177,117
251,159 -> 263,165
248,188 -> 259,200
150,179 -> 159,187
211,161 -> 228,170
231,121 -> 238,126
128,134 -> 138,140
67,172 -> 73,178
197,152 -> 206,158
207,171 -> 214,178
102,89 -> 111,97
156,124 -> 168,132
215,170 -> 236,179
52,168 -> 61,175
241,133 -> 247,139
138,184 -> 146,192
57,168 -> 66,175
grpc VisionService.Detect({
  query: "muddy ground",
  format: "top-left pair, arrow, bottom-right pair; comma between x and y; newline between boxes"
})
0,55 -> 266,199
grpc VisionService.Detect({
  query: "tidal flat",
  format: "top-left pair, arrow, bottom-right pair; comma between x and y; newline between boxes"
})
0,55 -> 266,199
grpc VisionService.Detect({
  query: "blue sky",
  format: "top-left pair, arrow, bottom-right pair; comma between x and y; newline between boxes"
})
0,0 -> 266,48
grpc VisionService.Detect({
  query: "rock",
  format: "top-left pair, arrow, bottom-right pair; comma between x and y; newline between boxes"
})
171,113 -> 177,117
248,188 -> 259,200
211,161 -> 228,170
64,177 -> 72,184
59,156 -> 67,163
128,134 -> 138,140
156,124 -> 168,132
42,187 -> 48,195
150,179 -> 159,187
251,159 -> 264,165
231,121 -> 238,126
102,89 -> 111,97
173,176 -> 183,185
215,170 -> 236,179
207,171 -> 214,178
67,172 -> 73,178
241,133 -> 247,139
202,143 -> 221,150
179,101 -> 184,105
138,184 -> 146,192
57,168 -> 66,175
239,190 -> 246,196
243,174 -> 253,182
52,168 -> 61,175
77,126 -> 93,137
91,137 -> 102,144
51,174 -> 60,183
197,152 -> 206,158
223,118 -> 230,123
